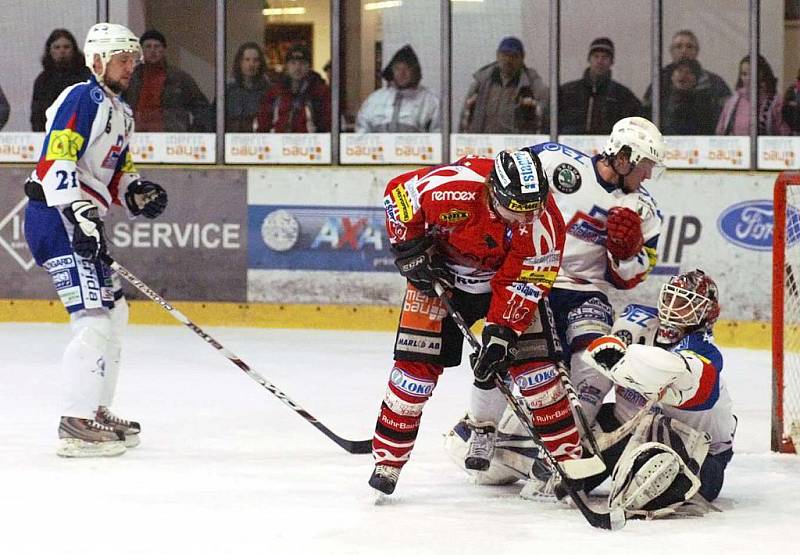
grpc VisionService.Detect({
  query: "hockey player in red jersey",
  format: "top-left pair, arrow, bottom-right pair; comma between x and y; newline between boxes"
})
368,147 -> 577,495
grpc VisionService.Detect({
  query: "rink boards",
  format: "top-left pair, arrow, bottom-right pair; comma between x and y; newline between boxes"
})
0,164 -> 784,348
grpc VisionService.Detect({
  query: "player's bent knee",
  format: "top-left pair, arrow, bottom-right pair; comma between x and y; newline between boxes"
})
70,310 -> 113,351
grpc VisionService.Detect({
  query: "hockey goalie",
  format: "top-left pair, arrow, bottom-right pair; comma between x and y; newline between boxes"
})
445,269 -> 736,519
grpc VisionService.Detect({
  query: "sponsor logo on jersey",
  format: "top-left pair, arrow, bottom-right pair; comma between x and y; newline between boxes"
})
616,384 -> 647,407
518,269 -> 557,286
552,163 -> 582,194
57,286 -> 82,308
90,87 -> 105,104
431,190 -> 477,202
389,367 -> 435,397
515,367 -> 557,391
380,413 -> 419,431
101,135 -> 124,169
43,255 -> 76,271
51,270 -> 72,289
439,209 -> 470,224
383,389 -> 424,416
391,185 -> 414,223
718,199 -> 800,251
120,150 -> 136,173
523,253 -> 561,266
614,329 -> 634,346
45,129 -> 85,161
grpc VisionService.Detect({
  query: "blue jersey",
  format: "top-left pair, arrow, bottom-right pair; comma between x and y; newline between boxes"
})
611,303 -> 736,454
30,76 -> 139,215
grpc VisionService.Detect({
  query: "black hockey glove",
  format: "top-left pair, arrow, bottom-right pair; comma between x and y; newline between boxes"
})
392,236 -> 452,297
63,200 -> 106,261
125,180 -> 168,219
470,324 -> 518,388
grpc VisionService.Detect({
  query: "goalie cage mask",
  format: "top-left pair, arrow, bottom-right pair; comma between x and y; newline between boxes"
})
657,269 -> 720,345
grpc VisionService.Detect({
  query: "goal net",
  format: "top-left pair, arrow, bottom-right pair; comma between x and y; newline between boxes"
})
773,172 -> 800,453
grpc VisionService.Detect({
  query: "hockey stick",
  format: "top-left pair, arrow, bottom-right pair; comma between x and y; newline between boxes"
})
555,361 -> 605,459
433,283 -> 625,531
102,254 -> 372,455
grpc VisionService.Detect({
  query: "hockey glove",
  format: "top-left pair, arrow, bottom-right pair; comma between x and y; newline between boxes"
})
392,236 -> 452,297
606,206 -> 644,260
125,180 -> 168,219
63,200 -> 106,261
585,335 -> 627,373
471,324 -> 518,387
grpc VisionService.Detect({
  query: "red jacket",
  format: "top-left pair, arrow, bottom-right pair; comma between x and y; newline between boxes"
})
384,156 -> 566,334
256,72 -> 331,133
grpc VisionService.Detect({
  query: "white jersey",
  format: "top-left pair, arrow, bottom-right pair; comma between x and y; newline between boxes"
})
528,142 -> 661,293
30,75 -> 139,216
611,304 -> 736,455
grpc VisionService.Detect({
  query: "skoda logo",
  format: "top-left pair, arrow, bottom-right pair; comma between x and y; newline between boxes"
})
716,200 -> 800,251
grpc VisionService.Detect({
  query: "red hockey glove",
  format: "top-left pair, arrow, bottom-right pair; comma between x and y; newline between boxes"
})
606,206 -> 644,260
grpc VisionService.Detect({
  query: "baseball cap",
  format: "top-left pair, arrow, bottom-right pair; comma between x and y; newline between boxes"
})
497,36 -> 524,56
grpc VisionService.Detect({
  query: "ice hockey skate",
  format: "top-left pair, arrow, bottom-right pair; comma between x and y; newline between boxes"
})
96,406 -> 141,448
57,416 -> 127,458
369,464 -> 401,500
464,420 -> 497,471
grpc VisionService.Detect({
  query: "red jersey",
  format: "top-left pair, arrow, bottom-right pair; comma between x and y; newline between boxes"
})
384,156 -> 566,334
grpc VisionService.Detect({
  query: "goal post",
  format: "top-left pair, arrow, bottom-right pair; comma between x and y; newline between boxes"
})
773,172 -> 800,453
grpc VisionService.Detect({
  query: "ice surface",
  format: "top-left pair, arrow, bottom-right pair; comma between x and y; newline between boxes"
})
0,323 -> 797,554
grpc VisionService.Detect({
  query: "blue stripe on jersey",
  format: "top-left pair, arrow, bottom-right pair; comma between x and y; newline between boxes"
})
39,78 -> 101,161
673,331 -> 724,411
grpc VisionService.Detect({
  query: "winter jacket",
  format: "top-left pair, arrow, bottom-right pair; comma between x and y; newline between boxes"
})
458,62 -> 549,133
30,66 -> 91,131
124,63 -> 214,132
715,86 -> 790,136
223,77 -> 269,132
558,69 -> 641,134
356,85 -> 440,133
644,62 -> 731,124
256,72 -> 331,133
0,83 -> 9,130
782,83 -> 800,134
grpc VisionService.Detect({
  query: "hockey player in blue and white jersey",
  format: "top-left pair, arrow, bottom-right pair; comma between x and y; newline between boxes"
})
462,117 -> 667,474
23,23 -> 168,457
579,269 -> 736,516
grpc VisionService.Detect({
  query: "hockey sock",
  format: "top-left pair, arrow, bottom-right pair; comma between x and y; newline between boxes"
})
510,361 -> 583,462
372,360 -> 441,467
99,298 -> 128,407
62,311 -> 113,419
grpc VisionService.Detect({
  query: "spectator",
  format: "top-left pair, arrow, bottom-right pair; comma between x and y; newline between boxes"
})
458,36 -> 549,134
644,30 -> 731,129
223,42 -> 270,132
558,37 -> 641,134
0,82 -> 9,130
355,45 -> 440,133
30,29 -> 91,131
323,60 -> 332,86
256,43 -> 331,133
646,58 -> 716,135
124,29 -> 214,132
782,69 -> 800,134
716,55 -> 789,136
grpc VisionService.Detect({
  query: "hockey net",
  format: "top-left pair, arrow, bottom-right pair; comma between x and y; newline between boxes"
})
773,172 -> 800,453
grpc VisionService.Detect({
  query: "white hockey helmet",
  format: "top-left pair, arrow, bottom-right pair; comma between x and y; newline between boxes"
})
84,23 -> 141,81
603,117 -> 667,167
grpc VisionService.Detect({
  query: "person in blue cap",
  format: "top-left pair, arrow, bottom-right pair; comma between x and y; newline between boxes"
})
458,36 -> 549,134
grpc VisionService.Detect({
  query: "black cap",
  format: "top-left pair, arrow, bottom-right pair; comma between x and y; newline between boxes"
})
285,43 -> 311,64
140,29 -> 166,47
381,44 -> 422,86
589,37 -> 614,60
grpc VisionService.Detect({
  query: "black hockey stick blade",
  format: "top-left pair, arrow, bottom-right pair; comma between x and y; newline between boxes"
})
102,254 -> 373,455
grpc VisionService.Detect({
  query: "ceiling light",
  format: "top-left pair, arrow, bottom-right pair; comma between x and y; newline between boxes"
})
364,1 -> 403,11
263,7 -> 307,15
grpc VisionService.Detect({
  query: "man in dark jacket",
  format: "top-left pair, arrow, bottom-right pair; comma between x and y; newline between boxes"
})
459,37 -> 549,134
123,29 -> 214,132
256,43 -> 331,133
558,38 -> 641,134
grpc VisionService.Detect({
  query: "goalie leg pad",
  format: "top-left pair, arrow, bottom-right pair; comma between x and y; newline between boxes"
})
609,441 -> 702,518
608,413 -> 711,518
